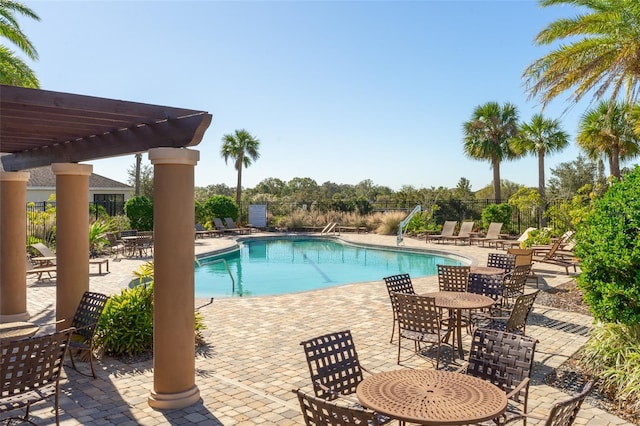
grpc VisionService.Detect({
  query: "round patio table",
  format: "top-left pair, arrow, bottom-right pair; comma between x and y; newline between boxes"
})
423,291 -> 495,360
470,266 -> 504,275
357,369 -> 507,425
0,321 -> 40,342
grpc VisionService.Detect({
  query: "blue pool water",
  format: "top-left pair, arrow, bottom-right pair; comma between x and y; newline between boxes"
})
194,237 -> 461,298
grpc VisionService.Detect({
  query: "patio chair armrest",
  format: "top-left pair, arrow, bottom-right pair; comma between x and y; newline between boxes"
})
454,361 -> 469,374
505,377 -> 530,400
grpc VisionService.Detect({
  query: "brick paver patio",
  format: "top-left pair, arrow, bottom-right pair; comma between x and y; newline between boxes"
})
15,232 -> 632,425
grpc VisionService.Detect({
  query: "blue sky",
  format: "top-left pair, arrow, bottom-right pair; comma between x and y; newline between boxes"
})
19,0 -> 602,191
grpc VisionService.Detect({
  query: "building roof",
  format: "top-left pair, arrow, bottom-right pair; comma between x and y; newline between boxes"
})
0,85 -> 212,171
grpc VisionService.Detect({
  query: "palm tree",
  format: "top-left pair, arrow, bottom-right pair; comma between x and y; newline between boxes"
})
0,0 -> 40,87
462,102 -> 520,202
511,113 -> 569,226
220,129 -> 261,207
576,100 -> 640,179
523,0 -> 640,108
512,114 -> 569,197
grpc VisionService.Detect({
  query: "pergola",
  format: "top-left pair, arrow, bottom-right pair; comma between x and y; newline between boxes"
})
0,84 -> 213,409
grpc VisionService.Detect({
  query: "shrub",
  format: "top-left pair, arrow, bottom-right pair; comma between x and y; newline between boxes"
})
376,211 -> 405,235
575,166 -> 640,324
124,196 -> 153,231
95,261 -> 206,357
480,203 -> 512,230
89,220 -> 113,256
203,195 -> 239,223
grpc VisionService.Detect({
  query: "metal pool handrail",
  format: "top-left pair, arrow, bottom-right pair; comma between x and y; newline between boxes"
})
196,257 -> 236,295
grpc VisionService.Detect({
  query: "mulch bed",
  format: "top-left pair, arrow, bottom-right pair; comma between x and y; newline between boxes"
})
539,280 -> 639,425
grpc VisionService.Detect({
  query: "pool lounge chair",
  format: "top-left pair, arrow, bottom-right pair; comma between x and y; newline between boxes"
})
213,218 -> 236,234
30,242 -> 57,266
224,217 -> 251,235
532,238 -> 579,275
426,220 -> 457,243
469,222 -> 503,247
495,227 -> 537,250
443,221 -> 475,245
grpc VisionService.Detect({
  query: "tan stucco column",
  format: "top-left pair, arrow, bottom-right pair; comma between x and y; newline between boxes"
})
52,163 -> 92,329
0,172 -> 30,322
148,148 -> 200,409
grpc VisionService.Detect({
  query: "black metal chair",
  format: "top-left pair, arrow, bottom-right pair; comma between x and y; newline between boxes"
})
67,291 -> 110,378
521,381 -> 594,425
0,329 -> 74,425
486,290 -> 540,335
294,388 -> 381,426
392,292 -> 452,369
458,328 -> 538,425
383,274 -> 415,343
487,252 -> 517,274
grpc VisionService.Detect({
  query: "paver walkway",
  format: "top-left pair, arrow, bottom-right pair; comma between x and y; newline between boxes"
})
17,232 -> 632,425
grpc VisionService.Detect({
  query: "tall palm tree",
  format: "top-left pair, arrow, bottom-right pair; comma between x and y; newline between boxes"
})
512,114 -> 569,200
462,102 -> 520,202
220,129 -> 261,207
511,114 -> 569,226
0,0 -> 40,87
576,100 -> 640,179
523,0 -> 640,108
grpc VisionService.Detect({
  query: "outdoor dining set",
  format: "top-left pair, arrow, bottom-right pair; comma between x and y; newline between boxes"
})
294,251 -> 592,425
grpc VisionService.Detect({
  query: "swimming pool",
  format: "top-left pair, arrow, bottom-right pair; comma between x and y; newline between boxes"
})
194,236 -> 462,298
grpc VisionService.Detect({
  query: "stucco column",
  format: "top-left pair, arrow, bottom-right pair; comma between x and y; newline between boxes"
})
148,148 -> 200,409
0,172 -> 30,322
52,163 -> 92,329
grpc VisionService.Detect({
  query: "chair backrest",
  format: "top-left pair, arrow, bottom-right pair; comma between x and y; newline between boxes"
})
487,253 -> 516,274
300,330 -> 365,400
30,242 -> 55,258
195,223 -> 205,232
506,248 -> 533,267
224,217 -> 238,229
543,381 -> 594,426
393,293 -> 442,336
0,328 -> 74,413
437,264 -> 470,292
295,388 -> 381,426
119,229 -> 138,237
540,238 -> 564,260
503,264 -> 531,299
456,221 -> 475,237
440,220 -> 457,236
383,274 -> 415,313
466,328 -> 537,405
504,290 -> 539,334
467,273 -> 504,303
213,218 -> 227,230
485,222 -> 503,238
71,291 -> 110,342
517,227 -> 537,243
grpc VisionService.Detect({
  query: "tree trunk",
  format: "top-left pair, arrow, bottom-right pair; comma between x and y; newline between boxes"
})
492,158 -> 501,203
610,144 -> 621,179
135,153 -> 142,196
235,164 -> 242,207
538,150 -> 546,227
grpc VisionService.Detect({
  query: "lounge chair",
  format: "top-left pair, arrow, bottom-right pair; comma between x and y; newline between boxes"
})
425,220 -> 457,243
495,227 -> 537,250
532,230 -> 576,257
224,217 -> 251,235
195,223 -> 220,238
29,242 -> 56,266
469,222 -> 503,247
213,218 -> 236,234
532,238 -> 579,274
26,257 -> 56,280
443,221 -> 475,245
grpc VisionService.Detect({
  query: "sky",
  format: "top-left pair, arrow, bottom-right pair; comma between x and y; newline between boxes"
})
14,0 -> 611,192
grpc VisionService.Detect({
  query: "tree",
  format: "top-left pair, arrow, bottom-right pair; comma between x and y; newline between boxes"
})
0,0 -> 40,87
462,102 -> 520,202
576,100 -> 640,179
524,0 -> 640,108
127,161 -> 153,199
547,155 -> 601,200
220,129 -> 261,206
511,113 -> 569,225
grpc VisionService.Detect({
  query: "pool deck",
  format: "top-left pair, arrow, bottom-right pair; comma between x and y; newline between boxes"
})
20,232 -> 632,425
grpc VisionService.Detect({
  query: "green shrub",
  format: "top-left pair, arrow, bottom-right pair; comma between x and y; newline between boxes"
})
95,261 -> 206,356
124,195 -> 153,231
575,166 -> 640,324
579,322 -> 640,412
480,203 -> 512,230
522,228 -> 552,248
89,220 -> 113,256
203,195 -> 239,223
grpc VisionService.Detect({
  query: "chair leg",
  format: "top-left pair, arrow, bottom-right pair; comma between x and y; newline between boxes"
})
389,317 -> 396,344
